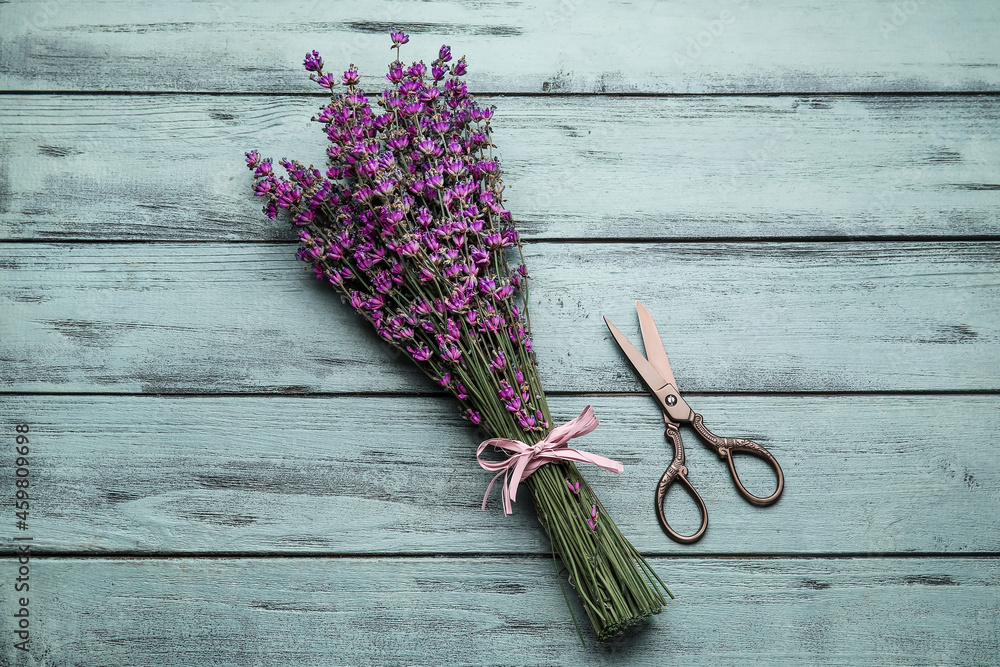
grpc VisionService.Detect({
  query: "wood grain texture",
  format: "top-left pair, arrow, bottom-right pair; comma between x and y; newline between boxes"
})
3,1 -> 999,661
0,394 -> 997,556
1,556 -> 997,666
1,0 -> 999,94
2,94 -> 999,241
1,241 -> 996,394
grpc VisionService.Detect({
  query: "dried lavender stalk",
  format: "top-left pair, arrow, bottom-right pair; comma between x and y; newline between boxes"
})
246,32 -> 671,641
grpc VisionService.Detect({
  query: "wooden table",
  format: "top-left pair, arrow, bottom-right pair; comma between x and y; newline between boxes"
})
2,2 -> 999,664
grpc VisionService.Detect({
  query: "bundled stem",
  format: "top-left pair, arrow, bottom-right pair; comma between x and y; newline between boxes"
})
245,31 -> 671,641
527,463 -> 671,640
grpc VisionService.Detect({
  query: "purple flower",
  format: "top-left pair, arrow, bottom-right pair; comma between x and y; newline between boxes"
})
254,160 -> 272,177
253,179 -> 273,197
397,238 -> 420,256
417,139 -> 441,156
373,271 -> 392,294
248,37 -> 550,461
587,505 -> 599,531
375,179 -> 397,195
567,480 -> 581,495
489,351 -> 506,371
483,314 -> 503,333
403,101 -> 424,116
498,381 -> 514,401
492,285 -> 514,301
407,344 -> 432,361
303,50 -> 324,72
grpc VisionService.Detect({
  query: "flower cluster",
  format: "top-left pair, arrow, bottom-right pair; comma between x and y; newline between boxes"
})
245,33 -> 671,642
247,32 -> 550,439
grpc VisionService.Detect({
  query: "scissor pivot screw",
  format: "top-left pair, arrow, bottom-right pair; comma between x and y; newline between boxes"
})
666,395 -> 677,406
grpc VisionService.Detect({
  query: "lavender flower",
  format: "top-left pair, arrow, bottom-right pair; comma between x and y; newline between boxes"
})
489,351 -> 506,371
341,66 -> 360,86
245,34 -> 671,641
587,504 -> 599,531
303,50 -> 324,72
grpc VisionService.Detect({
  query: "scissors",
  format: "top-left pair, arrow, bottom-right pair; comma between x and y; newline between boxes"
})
604,301 -> 784,544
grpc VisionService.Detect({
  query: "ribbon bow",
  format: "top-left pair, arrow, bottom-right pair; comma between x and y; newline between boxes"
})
477,406 -> 624,515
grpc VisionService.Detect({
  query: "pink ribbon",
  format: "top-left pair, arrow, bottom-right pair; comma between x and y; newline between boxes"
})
477,406 -> 623,515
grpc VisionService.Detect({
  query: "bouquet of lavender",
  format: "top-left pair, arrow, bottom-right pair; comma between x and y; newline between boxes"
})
245,32 -> 670,641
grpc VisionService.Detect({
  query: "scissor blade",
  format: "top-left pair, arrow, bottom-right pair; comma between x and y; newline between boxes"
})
636,300 -> 679,392
604,317 -> 671,394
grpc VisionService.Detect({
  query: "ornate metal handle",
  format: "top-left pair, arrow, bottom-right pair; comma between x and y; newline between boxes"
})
655,425 -> 709,544
691,413 -> 784,506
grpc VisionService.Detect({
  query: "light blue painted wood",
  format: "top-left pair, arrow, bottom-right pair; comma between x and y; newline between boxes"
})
1,242 -> 996,393
1,556 -> 997,665
2,0 -> 998,661
2,95 -> 998,241
1,0 -> 999,94
0,394 -> 996,556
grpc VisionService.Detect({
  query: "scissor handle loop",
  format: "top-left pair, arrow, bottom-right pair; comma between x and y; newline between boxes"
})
691,413 -> 784,506
656,426 -> 709,544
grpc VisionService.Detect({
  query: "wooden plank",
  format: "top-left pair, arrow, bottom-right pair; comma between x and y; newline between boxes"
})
2,94 -> 1000,241
1,556 -> 996,665
0,394 -> 997,556
2,1 -> 999,94
1,241 -> 997,393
